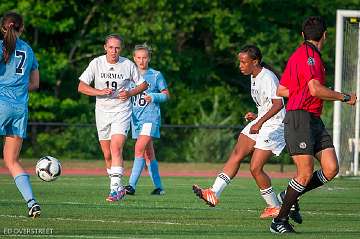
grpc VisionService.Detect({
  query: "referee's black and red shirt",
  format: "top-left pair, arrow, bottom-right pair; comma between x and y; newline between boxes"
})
280,42 -> 325,117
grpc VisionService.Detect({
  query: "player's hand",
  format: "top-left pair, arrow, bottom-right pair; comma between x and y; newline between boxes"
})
250,122 -> 262,134
144,94 -> 152,103
347,93 -> 357,106
244,112 -> 257,122
118,90 -> 130,101
99,88 -> 112,96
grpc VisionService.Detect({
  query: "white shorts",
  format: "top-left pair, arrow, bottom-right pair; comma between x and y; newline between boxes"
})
95,108 -> 131,140
241,118 -> 285,156
131,122 -> 160,139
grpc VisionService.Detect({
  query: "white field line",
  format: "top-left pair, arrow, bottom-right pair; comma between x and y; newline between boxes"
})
0,235 -> 153,239
0,197 -> 360,218
0,214 -> 201,226
230,209 -> 360,217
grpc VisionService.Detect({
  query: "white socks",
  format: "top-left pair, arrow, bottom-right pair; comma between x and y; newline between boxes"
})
109,166 -> 124,192
260,187 -> 280,207
211,173 -> 231,198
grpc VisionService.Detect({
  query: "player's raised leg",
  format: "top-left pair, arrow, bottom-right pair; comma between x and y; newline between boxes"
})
193,133 -> 254,207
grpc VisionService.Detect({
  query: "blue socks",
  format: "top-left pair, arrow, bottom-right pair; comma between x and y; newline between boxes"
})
14,173 -> 36,208
148,159 -> 162,189
129,157 -> 145,189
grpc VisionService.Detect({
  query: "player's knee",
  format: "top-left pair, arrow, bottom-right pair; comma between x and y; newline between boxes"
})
296,172 -> 313,186
249,164 -> 262,177
134,147 -> 145,157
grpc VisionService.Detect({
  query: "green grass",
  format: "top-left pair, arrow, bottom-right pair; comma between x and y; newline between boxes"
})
0,175 -> 359,238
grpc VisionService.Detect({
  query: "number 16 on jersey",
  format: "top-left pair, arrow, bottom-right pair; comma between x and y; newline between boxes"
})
132,92 -> 148,107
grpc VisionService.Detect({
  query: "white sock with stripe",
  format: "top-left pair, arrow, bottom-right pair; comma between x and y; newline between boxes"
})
110,166 -> 124,192
260,187 -> 280,207
211,173 -> 231,198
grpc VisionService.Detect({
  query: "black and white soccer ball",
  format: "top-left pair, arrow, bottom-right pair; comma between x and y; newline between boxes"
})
36,156 -> 62,182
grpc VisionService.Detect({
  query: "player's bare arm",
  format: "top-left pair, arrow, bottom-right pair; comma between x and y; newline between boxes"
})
249,99 -> 283,134
119,81 -> 148,101
78,81 -> 112,96
308,79 -> 357,105
145,89 -> 170,103
276,84 -> 289,98
29,69 -> 40,91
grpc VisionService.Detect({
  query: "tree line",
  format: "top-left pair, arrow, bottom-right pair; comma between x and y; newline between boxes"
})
1,0 -> 357,162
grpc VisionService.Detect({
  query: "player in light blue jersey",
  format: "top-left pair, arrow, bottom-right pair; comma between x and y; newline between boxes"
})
0,12 -> 40,218
125,44 -> 169,195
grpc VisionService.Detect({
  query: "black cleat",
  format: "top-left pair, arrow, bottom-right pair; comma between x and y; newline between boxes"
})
125,185 -> 135,195
290,200 -> 303,224
277,191 -> 303,224
28,203 -> 41,218
151,188 -> 165,195
270,218 -> 296,234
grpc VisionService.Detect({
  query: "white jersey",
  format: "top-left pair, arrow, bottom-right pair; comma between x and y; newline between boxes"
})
79,55 -> 145,112
250,68 -> 285,126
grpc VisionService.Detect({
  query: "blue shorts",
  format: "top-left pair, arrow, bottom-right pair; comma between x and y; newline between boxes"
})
0,100 -> 28,138
131,122 -> 160,139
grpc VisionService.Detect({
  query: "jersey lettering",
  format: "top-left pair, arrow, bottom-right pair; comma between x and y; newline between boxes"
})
132,92 -> 148,107
15,50 -> 26,75
105,81 -> 118,90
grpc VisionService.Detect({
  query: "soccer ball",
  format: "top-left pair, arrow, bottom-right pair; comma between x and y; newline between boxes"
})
36,156 -> 62,182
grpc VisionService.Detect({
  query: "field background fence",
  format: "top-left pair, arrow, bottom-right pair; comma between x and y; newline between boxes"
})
14,122 -> 313,170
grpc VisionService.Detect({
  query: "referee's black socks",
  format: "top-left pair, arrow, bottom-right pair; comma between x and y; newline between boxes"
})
300,170 -> 329,196
276,179 -> 305,220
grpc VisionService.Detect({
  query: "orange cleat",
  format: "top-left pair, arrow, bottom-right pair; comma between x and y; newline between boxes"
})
260,206 -> 280,219
192,184 -> 219,207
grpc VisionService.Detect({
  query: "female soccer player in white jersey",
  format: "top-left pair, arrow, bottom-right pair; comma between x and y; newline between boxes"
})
0,12 -> 41,218
125,44 -> 169,195
193,45 -> 285,219
78,34 -> 148,202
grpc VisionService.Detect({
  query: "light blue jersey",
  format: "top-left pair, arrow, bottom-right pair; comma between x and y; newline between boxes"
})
131,68 -> 167,138
0,39 -> 38,104
0,38 -> 38,137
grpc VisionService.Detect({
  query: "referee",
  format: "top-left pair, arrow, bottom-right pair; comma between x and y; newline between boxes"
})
270,16 -> 357,234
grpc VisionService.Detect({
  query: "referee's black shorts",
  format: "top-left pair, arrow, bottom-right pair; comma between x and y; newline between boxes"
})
284,110 -> 334,156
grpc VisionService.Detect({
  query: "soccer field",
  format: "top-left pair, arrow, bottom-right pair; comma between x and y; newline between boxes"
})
0,175 -> 359,238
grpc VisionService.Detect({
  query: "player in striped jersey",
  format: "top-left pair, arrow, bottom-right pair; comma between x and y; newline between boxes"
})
193,45 -> 285,219
125,44 -> 169,195
0,12 -> 41,218
78,34 -> 148,202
